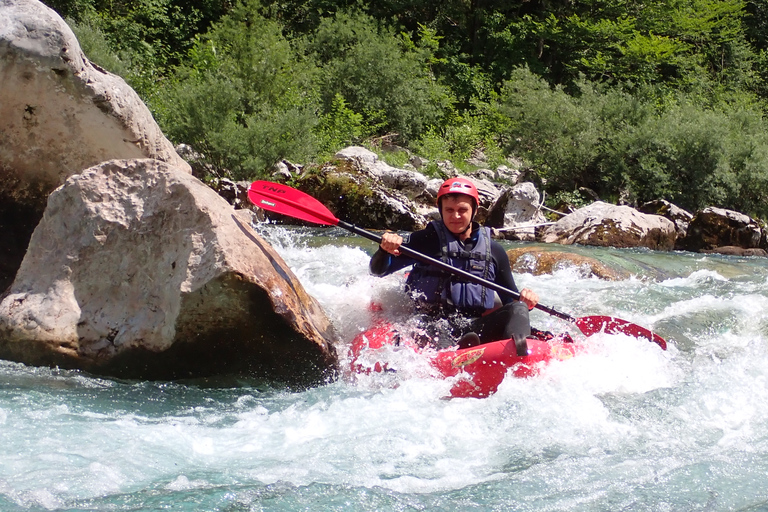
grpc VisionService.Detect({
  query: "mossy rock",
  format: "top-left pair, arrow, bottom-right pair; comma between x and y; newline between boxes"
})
507,247 -> 628,280
294,164 -> 426,231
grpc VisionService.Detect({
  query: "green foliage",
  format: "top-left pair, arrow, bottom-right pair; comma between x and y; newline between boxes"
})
494,67 -> 768,218
614,100 -> 768,217
153,0 -> 319,179
495,68 -> 617,191
549,190 -> 592,213
46,0 -> 231,97
304,10 -> 453,142
410,108 -> 504,173
66,17 -> 134,78
315,94 -> 364,154
43,0 -> 96,21
373,146 -> 411,169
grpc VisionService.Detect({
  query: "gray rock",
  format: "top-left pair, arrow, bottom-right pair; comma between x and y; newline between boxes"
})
639,199 -> 693,248
271,161 -> 294,181
468,176 -> 501,208
425,178 -> 443,200
495,164 -> 523,185
409,155 -> 429,169
0,0 -> 189,189
0,0 -> 190,291
335,146 -> 427,200
486,182 -> 547,241
681,207 -> 763,252
298,169 -> 427,231
470,168 -> 496,182
539,201 -> 677,250
0,159 -> 338,384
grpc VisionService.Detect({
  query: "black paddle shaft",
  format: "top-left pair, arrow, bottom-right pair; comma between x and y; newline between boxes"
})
337,220 -> 575,322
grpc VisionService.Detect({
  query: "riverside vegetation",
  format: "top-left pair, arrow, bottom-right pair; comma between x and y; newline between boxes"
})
45,0 -> 768,221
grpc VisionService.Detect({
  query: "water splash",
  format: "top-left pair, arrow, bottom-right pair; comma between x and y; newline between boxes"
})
4,226 -> 768,511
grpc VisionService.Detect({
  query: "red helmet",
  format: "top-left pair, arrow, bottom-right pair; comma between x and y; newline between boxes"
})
437,177 -> 479,206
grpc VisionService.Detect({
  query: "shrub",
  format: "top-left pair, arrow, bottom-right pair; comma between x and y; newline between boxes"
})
305,10 -> 453,143
494,68 -> 609,192
153,0 -> 320,180
316,94 -> 364,154
493,67 -> 768,219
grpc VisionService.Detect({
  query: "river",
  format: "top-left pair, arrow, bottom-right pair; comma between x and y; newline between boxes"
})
2,224 -> 768,511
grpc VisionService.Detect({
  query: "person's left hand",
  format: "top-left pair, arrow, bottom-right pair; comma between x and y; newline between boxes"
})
519,288 -> 539,310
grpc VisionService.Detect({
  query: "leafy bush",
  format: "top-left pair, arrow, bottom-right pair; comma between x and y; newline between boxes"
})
494,68 -> 611,192
153,0 -> 320,180
304,10 -> 453,143
316,94 -> 364,154
494,67 -> 768,219
67,17 -> 134,79
44,0 -> 768,219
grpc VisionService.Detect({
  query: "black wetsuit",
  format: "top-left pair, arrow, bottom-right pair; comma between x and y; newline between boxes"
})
369,222 -> 531,350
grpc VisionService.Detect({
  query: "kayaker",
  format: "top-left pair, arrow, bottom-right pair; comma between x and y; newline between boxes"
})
369,177 -> 538,355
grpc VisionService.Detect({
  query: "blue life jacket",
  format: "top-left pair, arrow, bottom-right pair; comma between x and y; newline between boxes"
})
405,221 -> 496,314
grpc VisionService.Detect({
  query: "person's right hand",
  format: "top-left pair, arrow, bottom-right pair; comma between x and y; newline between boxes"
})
380,232 -> 403,256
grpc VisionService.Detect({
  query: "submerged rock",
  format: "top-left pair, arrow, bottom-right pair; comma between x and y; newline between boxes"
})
0,159 -> 338,385
506,248 -> 628,280
700,246 -> 768,257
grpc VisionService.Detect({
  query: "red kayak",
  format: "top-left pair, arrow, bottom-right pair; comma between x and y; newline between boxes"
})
350,319 -> 582,399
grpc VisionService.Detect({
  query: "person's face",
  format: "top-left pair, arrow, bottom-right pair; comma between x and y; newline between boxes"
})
440,195 -> 474,239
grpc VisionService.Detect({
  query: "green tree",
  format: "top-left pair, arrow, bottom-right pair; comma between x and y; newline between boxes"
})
304,10 -> 453,142
316,94 -> 364,153
45,0 -> 232,97
155,0 -> 319,179
494,67 -> 768,218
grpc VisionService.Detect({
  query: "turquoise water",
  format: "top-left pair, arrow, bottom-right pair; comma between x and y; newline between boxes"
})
2,225 -> 768,511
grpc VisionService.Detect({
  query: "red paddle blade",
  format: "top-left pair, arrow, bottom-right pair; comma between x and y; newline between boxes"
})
247,181 -> 340,226
574,315 -> 667,350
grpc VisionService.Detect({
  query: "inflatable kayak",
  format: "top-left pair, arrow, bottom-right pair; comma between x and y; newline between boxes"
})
350,320 -> 582,398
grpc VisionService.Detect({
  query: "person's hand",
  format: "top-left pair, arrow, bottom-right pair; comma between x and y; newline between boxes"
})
380,232 -> 403,256
519,288 -> 539,310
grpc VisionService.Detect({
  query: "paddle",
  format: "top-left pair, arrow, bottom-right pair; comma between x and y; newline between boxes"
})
247,180 -> 667,350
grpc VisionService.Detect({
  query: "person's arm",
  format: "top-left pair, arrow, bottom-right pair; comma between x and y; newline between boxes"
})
490,242 -> 539,309
369,225 -> 438,277
369,246 -> 399,276
490,242 -> 519,304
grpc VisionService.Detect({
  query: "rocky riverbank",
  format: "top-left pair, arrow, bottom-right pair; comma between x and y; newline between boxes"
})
1,0 -> 764,383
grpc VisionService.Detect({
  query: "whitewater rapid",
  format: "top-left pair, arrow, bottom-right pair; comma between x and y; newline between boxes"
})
1,224 -> 767,511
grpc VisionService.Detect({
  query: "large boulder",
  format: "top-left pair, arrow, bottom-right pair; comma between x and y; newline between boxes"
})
335,146 -> 428,200
0,159 -> 338,385
0,0 -> 189,291
281,148 -> 428,231
539,201 -> 677,251
486,182 -> 547,241
465,176 -> 501,210
0,0 -> 189,181
680,207 -> 763,253
638,199 -> 693,250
